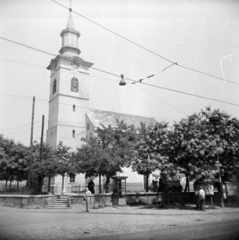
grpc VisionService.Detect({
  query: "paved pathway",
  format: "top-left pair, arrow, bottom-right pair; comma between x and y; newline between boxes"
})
0,205 -> 239,240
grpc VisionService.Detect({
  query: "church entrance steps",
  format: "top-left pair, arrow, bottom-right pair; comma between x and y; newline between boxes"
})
48,195 -> 70,209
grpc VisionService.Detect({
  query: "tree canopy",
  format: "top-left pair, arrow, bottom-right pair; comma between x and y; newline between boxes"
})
1,106 -> 239,193
74,121 -> 137,182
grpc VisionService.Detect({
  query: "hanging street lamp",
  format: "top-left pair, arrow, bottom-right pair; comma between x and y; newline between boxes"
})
119,74 -> 126,86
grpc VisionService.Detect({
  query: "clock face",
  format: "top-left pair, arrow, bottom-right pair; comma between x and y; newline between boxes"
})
71,61 -> 80,69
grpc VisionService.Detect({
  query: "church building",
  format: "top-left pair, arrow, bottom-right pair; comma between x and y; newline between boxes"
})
46,12 -> 157,194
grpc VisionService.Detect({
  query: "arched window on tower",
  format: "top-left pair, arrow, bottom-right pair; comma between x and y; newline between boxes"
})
72,130 -> 75,138
53,79 -> 57,94
71,78 -> 78,92
73,105 -> 75,112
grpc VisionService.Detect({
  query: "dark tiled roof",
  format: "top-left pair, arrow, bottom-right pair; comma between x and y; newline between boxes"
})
87,109 -> 157,128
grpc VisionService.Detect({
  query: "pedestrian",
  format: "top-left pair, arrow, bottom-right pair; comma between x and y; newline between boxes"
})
195,186 -> 200,210
198,186 -> 206,211
88,179 -> 95,194
84,187 -> 91,212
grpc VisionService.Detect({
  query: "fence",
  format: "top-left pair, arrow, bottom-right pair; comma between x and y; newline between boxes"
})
42,182 -> 145,195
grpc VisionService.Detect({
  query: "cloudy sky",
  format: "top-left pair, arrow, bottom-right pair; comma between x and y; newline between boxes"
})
0,0 -> 239,146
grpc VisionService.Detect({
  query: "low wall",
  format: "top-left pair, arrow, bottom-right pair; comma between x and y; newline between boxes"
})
69,193 -> 113,209
0,194 -> 57,209
1,192 -> 237,209
126,192 -> 159,205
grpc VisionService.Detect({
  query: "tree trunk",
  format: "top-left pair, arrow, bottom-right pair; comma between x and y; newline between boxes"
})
10,180 -> 12,189
17,181 -> 19,192
99,174 -> 102,193
184,176 -> 189,192
5,179 -> 8,190
38,176 -> 43,193
61,175 -> 65,195
105,175 -> 110,185
48,176 -> 51,193
104,175 -> 111,193
145,172 -> 149,192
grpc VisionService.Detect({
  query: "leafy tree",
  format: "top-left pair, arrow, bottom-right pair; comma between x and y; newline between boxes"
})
166,107 -> 239,191
55,142 -> 74,194
31,143 -> 57,193
0,135 -> 29,190
75,121 -> 137,191
12,142 -> 29,190
132,122 -> 183,191
207,109 -> 239,183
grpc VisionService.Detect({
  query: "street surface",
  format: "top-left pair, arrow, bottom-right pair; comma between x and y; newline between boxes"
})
0,205 -> 239,240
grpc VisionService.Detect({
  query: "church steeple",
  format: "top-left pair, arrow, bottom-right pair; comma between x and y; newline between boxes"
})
66,12 -> 75,30
59,12 -> 81,56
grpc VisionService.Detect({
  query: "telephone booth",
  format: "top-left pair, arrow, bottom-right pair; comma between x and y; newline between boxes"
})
164,181 -> 183,206
112,176 -> 128,206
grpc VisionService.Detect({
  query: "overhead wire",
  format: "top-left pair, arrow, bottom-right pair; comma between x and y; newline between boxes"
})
0,121 -> 42,133
0,37 -> 239,107
0,57 -> 45,69
0,50 -> 188,115
51,0 -> 239,87
89,75 -> 187,116
134,85 -> 188,117
4,125 -> 42,138
0,37 -> 55,57
0,92 -> 33,100
127,77 -> 239,107
52,0 -> 175,65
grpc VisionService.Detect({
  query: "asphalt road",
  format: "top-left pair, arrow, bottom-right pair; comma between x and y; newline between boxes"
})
1,206 -> 239,240
88,219 -> 239,240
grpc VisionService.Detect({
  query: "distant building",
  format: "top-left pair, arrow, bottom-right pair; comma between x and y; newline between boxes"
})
45,12 -> 157,193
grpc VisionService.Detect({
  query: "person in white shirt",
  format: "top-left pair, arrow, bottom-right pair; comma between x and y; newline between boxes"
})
84,188 -> 91,212
198,186 -> 206,211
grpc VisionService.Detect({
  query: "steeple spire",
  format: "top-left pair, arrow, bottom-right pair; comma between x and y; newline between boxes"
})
66,12 -> 75,30
59,10 -> 81,56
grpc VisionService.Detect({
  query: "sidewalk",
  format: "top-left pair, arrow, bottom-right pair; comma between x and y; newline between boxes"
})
1,204 -> 239,216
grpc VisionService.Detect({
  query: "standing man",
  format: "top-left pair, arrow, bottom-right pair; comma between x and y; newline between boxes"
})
195,186 -> 200,210
88,179 -> 95,194
84,187 -> 91,212
198,186 -> 206,211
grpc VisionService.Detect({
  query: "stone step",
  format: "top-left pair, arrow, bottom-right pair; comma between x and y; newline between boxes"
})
58,195 -> 69,198
51,203 -> 68,206
48,195 -> 70,209
55,200 -> 68,202
49,204 -> 69,208
48,206 -> 69,209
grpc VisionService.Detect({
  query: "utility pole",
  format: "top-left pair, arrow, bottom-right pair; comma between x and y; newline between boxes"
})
28,96 -> 35,190
40,115 -> 44,161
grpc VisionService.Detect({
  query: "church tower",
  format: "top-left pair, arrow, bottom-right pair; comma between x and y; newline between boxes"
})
46,12 -> 93,151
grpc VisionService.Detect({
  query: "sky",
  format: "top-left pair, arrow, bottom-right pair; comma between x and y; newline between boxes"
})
0,0 -> 239,147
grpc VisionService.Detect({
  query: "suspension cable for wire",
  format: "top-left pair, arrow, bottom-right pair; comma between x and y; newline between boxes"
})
51,0 -> 239,87
132,62 -> 177,85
